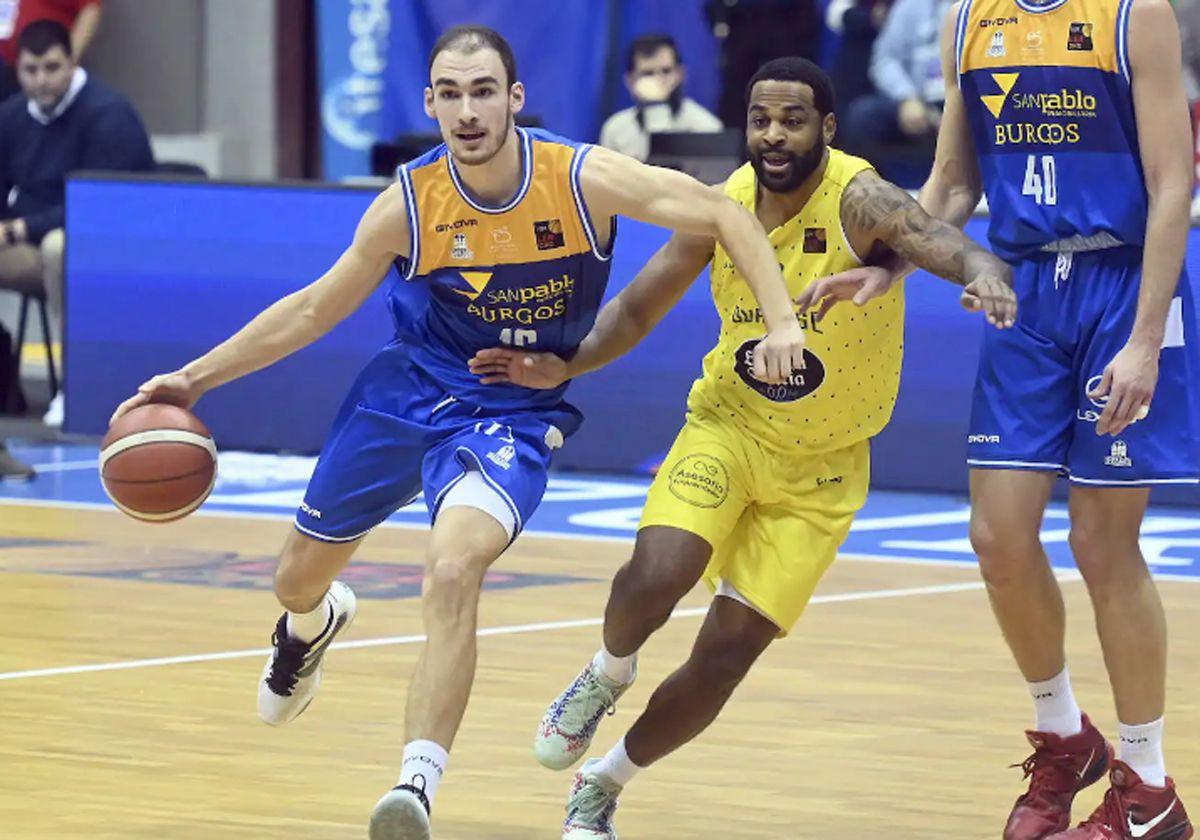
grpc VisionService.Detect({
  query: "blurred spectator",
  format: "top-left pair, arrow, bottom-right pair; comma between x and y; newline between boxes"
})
1180,0 -> 1200,216
0,440 -> 34,481
706,0 -> 821,130
600,34 -> 723,162
1,1 -> 102,99
1181,0 -> 1198,102
841,0 -> 953,185
826,0 -> 891,123
0,20 -> 152,425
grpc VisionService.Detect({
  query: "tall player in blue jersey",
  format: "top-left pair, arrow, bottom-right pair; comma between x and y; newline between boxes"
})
805,0 -> 1198,838
110,25 -> 806,840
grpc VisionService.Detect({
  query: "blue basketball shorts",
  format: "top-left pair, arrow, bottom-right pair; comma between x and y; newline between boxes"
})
295,346 -> 577,543
967,246 -> 1200,486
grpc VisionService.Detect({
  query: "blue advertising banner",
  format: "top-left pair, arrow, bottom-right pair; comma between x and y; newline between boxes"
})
62,176 -> 1200,505
315,0 -> 392,181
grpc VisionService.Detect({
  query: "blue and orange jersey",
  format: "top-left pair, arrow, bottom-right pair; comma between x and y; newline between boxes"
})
390,127 -> 614,413
956,0 -> 1146,260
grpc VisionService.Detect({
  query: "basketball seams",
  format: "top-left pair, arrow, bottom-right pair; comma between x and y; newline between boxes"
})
99,429 -> 217,469
102,468 -> 217,522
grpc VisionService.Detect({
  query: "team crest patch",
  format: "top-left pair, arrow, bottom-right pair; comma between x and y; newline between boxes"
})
534,218 -> 565,250
1104,440 -> 1132,468
803,227 -> 827,253
451,232 -> 474,260
1067,22 -> 1094,51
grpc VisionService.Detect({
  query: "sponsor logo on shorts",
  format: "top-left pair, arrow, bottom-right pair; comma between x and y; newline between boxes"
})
968,434 -> 1001,444
1077,374 -> 1106,423
733,338 -> 825,403
816,475 -> 844,487
1104,440 -> 1132,468
299,501 -> 323,520
667,453 -> 730,508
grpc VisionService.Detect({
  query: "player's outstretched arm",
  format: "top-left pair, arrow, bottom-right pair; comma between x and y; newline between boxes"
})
111,183 -> 410,423
1089,0 -> 1194,436
841,171 -> 1016,328
579,146 -> 804,382
469,230 -> 714,388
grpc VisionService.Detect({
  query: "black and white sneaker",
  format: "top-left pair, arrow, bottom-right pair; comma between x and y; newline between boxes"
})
369,777 -> 432,840
256,580 -> 357,726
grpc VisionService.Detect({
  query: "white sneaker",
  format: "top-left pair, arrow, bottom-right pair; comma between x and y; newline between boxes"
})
369,785 -> 432,840
563,759 -> 621,839
535,660 -> 636,771
43,392 -> 63,428
257,580 -> 356,726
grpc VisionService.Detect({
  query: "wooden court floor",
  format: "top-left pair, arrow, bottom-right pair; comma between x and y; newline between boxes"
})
1,502 -> 1197,839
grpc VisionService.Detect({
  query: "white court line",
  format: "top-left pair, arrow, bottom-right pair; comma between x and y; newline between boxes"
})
0,580 -> 988,683
27,459 -> 102,473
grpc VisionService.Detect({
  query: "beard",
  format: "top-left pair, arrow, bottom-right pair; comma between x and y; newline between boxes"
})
750,135 -> 826,193
452,110 -> 514,167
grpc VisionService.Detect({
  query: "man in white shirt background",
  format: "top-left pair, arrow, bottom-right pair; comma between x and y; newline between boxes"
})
599,34 -> 723,162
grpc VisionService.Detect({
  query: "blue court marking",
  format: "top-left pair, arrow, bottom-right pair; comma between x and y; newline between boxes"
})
4,442 -> 1199,581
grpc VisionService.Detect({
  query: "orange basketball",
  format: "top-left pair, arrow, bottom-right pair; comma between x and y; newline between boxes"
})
100,403 -> 218,523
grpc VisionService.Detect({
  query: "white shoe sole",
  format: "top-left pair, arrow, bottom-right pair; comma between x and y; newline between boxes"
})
369,790 -> 431,840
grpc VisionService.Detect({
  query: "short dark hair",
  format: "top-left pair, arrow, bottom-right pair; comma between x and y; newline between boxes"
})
17,19 -> 73,58
428,25 -> 518,88
626,34 -> 680,73
745,57 -> 835,117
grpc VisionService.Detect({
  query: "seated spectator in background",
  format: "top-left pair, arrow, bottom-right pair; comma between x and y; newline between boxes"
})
1,0 -> 102,100
599,34 -> 723,162
0,19 -> 152,425
840,0 -> 953,185
826,0 -> 891,125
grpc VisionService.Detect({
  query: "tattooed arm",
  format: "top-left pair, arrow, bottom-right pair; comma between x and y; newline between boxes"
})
840,170 -> 1016,327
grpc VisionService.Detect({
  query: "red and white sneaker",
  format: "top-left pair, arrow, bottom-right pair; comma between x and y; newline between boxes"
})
1004,714 -> 1115,840
1049,761 -> 1193,840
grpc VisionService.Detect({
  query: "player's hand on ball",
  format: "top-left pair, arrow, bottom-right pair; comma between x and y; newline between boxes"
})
754,319 -> 806,384
469,348 -> 570,389
1089,341 -> 1158,436
110,370 -> 203,426
961,272 -> 1017,329
795,266 -> 896,320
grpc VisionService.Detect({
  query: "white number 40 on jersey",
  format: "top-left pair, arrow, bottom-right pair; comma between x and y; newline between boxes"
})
1022,154 -> 1058,206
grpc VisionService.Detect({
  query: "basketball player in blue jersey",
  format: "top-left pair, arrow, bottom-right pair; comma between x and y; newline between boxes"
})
110,24 -> 807,840
805,0 -> 1197,837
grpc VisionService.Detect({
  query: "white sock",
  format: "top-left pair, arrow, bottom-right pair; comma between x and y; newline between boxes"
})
592,737 -> 642,788
594,645 -> 636,684
1119,718 -> 1166,787
286,591 -> 333,643
398,740 -> 449,807
1029,668 -> 1083,737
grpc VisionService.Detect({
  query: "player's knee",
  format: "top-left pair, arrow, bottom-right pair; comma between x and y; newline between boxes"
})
423,553 -> 487,613
690,640 -> 758,695
1069,524 -> 1144,593
614,558 -> 689,618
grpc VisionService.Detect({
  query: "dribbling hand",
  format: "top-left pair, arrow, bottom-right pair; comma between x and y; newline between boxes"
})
110,370 -> 203,426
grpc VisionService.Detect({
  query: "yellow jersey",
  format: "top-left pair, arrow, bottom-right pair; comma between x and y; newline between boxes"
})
687,149 -> 905,454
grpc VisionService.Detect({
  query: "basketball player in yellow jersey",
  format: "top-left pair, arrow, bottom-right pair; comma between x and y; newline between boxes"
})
469,57 -> 1016,837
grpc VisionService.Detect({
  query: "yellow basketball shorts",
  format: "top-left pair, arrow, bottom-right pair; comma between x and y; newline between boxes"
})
640,409 -> 870,635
